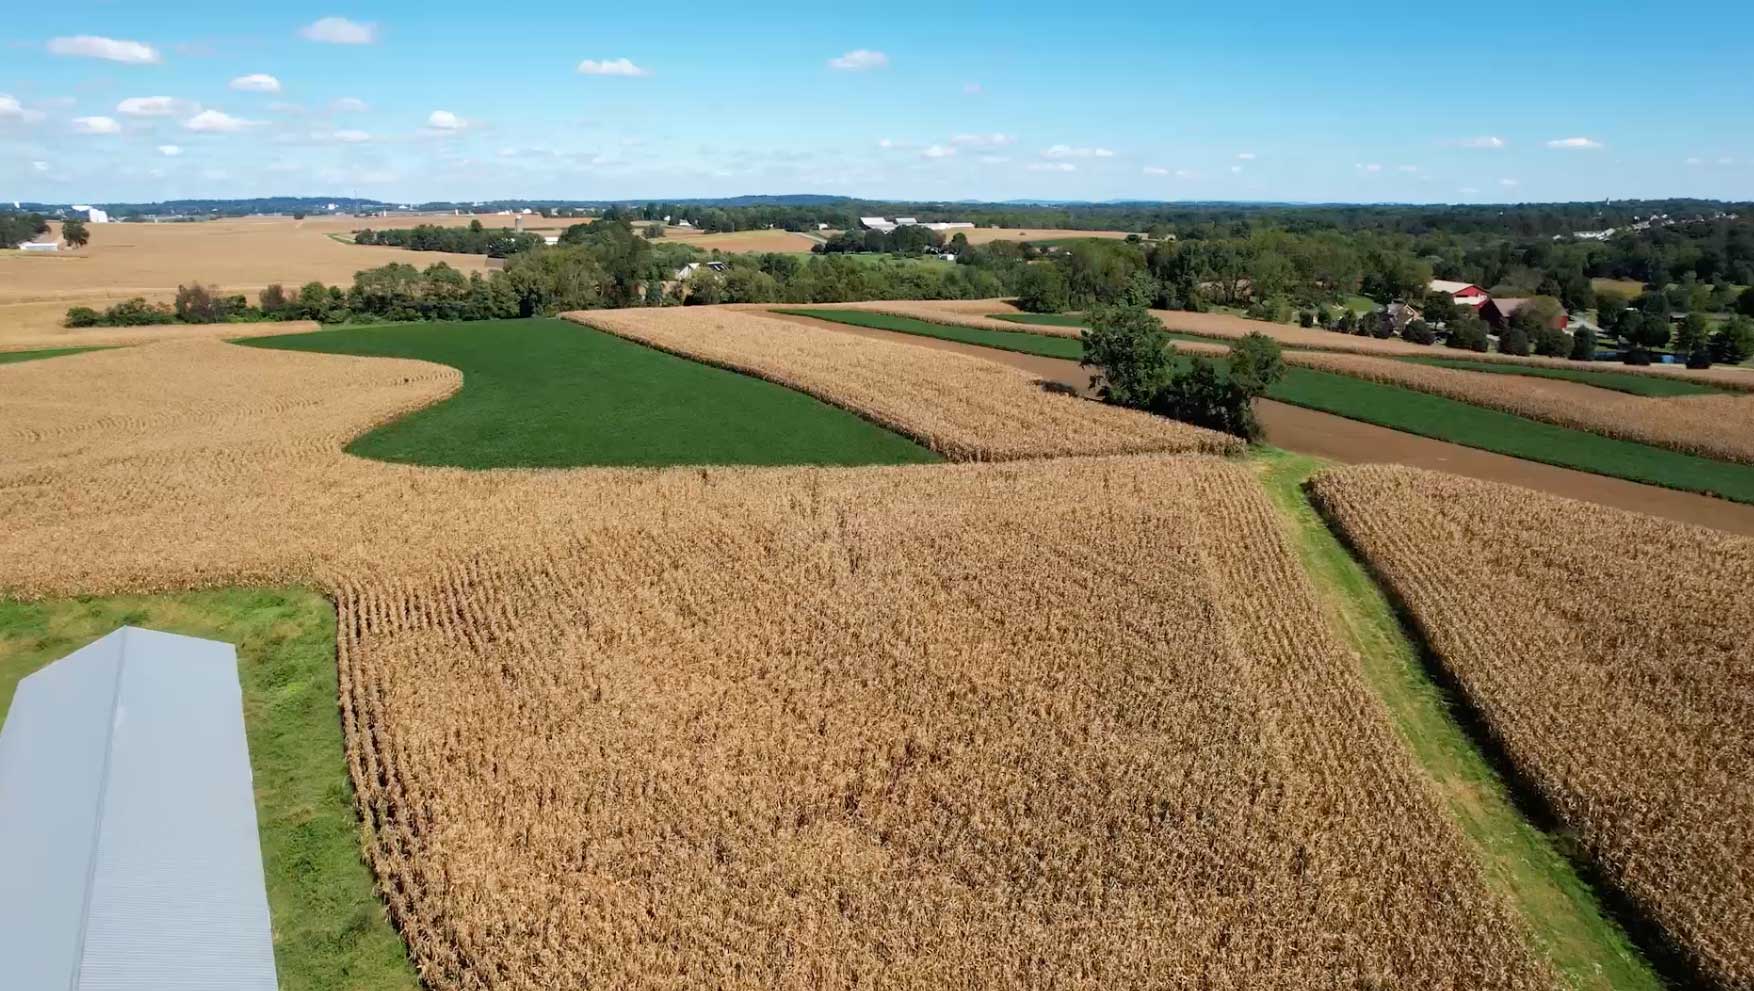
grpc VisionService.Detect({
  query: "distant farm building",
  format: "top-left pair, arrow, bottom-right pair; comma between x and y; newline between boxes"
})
0,627 -> 278,991
860,216 -> 974,234
1482,297 -> 1567,331
20,240 -> 59,252
1429,279 -> 1489,309
69,204 -> 110,223
1385,301 -> 1423,329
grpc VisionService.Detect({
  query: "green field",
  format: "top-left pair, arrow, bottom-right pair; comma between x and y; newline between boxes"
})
0,589 -> 420,991
786,308 -> 1754,502
1401,356 -> 1725,396
0,345 -> 107,366
245,317 -> 939,468
781,308 -> 1085,359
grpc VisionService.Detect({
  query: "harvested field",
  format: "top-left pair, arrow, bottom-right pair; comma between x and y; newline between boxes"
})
1289,350 -> 1754,464
953,227 -> 1141,245
567,307 -> 1238,460
0,218 -> 488,348
0,318 -> 323,353
659,227 -> 820,252
1309,466 -> 1754,990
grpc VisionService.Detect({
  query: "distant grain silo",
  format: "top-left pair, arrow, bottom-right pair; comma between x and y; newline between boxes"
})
0,627 -> 278,991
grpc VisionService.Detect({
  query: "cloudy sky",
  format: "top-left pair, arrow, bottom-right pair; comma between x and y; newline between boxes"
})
4,1 -> 1752,204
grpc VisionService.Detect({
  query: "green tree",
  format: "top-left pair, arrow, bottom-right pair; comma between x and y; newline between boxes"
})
644,223 -> 665,239
1532,326 -> 1571,358
1507,295 -> 1565,336
1079,305 -> 1172,405
1445,313 -> 1490,352
1421,291 -> 1458,326
1569,326 -> 1597,361
1674,312 -> 1711,356
1151,333 -> 1286,440
1016,264 -> 1070,313
258,284 -> 290,317
1497,324 -> 1531,356
1401,319 -> 1436,345
1738,288 -> 1754,317
1711,316 -> 1754,364
62,219 -> 90,248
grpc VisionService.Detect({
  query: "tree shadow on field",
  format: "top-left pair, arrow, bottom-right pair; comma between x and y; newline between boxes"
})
1302,478 -> 1709,991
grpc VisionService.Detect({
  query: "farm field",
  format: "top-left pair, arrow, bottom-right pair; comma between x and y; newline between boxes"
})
0,588 -> 420,991
0,345 -> 104,365
247,319 -> 938,468
1310,466 -> 1754,990
570,308 -> 1237,461
1401,355 -> 1724,396
0,310 -> 1691,988
782,307 -> 1754,503
953,226 -> 1141,245
659,226 -> 820,252
0,217 -> 489,346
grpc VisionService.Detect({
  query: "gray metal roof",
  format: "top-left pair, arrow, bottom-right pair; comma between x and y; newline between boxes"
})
0,627 -> 278,991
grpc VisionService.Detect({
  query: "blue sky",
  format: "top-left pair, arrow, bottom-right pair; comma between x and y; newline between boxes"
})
4,1 -> 1752,204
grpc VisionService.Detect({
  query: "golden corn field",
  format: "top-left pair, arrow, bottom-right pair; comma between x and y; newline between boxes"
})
1309,465 -> 1754,990
0,335 -> 1571,988
1287,350 -> 1754,463
568,307 -> 1239,460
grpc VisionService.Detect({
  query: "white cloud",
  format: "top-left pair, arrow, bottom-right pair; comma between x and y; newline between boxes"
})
877,137 -> 896,149
1685,156 -> 1704,166
1716,156 -> 1734,165
1028,162 -> 1077,173
1397,164 -> 1420,173
428,110 -> 466,130
201,168 -> 232,181
1355,162 -> 1383,173
921,144 -> 956,159
1042,144 -> 1113,159
1236,151 -> 1256,160
951,132 -> 1013,147
1546,136 -> 1603,150
230,73 -> 282,93
118,96 -> 198,117
1175,168 -> 1197,179
1230,165 -> 1244,174
1458,186 -> 1480,195
71,115 -> 122,135
332,96 -> 369,113
299,17 -> 377,44
977,155 -> 1011,164
1142,166 -> 1170,175
328,129 -> 371,143
157,144 -> 182,156
1499,178 -> 1520,187
32,161 -> 52,173
183,109 -> 258,133
47,36 -> 160,64
828,49 -> 888,71
0,94 -> 45,124
1450,136 -> 1505,149
962,82 -> 982,95
577,58 -> 650,77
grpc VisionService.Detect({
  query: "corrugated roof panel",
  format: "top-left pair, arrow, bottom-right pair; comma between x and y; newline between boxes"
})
0,627 -> 278,991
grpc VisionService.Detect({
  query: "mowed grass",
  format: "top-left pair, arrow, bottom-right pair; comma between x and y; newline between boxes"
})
1400,356 -> 1725,396
789,308 -> 1754,502
246,317 -> 939,468
0,345 -> 107,366
0,588 -> 420,991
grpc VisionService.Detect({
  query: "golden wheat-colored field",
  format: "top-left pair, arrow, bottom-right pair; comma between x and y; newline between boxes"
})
0,331 -> 1565,989
1309,465 -> 1754,990
1289,350 -> 1754,463
659,227 -> 821,253
568,307 -> 1239,460
0,218 -> 490,347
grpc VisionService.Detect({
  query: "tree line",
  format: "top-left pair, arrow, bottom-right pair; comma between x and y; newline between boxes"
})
352,220 -> 545,257
0,213 -> 49,247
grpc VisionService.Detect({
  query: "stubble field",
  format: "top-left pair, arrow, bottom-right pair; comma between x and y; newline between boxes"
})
0,316 -> 1565,989
1310,465 -> 1754,990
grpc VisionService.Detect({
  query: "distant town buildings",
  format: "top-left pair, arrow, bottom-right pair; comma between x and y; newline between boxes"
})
69,204 -> 110,223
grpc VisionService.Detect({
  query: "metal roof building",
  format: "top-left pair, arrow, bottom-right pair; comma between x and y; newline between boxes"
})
0,627 -> 278,991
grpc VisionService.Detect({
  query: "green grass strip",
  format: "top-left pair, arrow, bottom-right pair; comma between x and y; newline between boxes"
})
777,308 -> 1085,359
0,345 -> 107,366
0,588 -> 421,991
1398,356 -> 1724,396
793,309 -> 1754,502
990,311 -> 1221,346
245,317 -> 939,469
1252,449 -> 1661,991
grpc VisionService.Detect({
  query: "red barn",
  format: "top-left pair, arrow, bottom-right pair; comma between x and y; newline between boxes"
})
1429,279 -> 1490,309
1482,297 -> 1567,331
